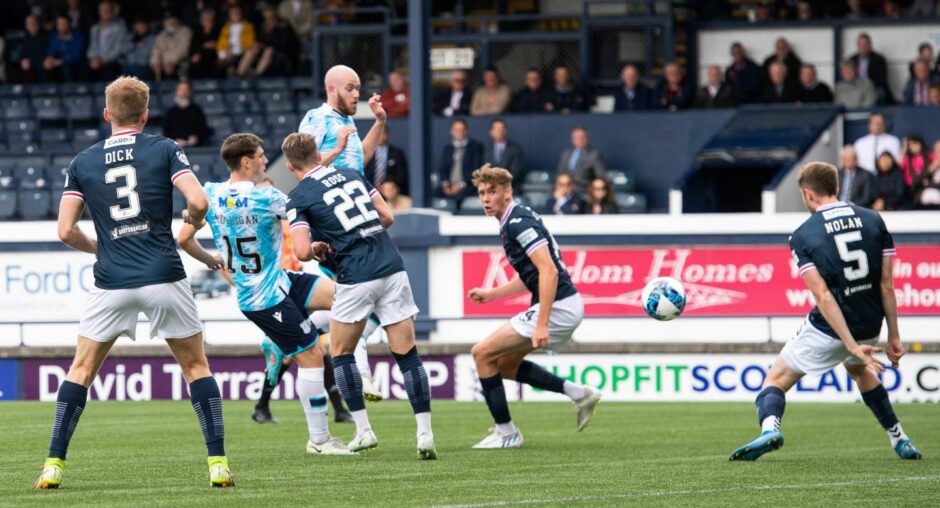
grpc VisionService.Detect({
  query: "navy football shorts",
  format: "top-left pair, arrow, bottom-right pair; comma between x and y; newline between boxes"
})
242,271 -> 324,357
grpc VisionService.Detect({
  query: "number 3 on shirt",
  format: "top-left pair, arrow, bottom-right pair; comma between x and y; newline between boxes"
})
323,180 -> 379,231
105,165 -> 141,220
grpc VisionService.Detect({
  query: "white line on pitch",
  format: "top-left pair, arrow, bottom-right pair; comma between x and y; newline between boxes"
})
432,475 -> 940,508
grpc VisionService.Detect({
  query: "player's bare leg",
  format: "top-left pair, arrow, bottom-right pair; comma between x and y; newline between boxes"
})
35,337 -> 115,489
730,356 -> 802,461
293,343 -> 356,455
385,317 -> 437,459
165,333 -> 233,487
845,363 -> 922,459
330,319 -> 378,451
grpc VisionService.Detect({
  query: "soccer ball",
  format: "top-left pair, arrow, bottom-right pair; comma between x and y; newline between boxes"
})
641,277 -> 687,321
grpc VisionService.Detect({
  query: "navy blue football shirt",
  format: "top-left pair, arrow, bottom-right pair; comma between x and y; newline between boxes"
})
287,165 -> 404,284
63,130 -> 191,289
790,201 -> 895,340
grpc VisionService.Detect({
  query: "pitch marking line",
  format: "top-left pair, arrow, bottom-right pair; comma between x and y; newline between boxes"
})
433,475 -> 940,508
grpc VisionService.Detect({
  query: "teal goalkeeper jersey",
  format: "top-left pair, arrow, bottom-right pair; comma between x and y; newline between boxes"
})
297,103 -> 364,174
204,181 -> 291,312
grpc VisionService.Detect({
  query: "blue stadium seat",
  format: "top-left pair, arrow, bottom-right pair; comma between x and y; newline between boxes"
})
191,79 -> 221,92
28,83 -> 59,97
39,128 -> 69,144
34,96 -> 63,120
0,166 -> 16,189
522,170 -> 553,193
224,79 -> 255,92
4,97 -> 32,119
236,114 -> 268,134
607,170 -> 635,192
18,189 -> 51,219
297,96 -> 318,112
209,163 -> 231,182
225,91 -> 262,113
290,76 -> 312,95
207,115 -> 234,142
257,78 -> 289,91
188,154 -> 216,180
268,113 -> 298,131
194,92 -> 227,115
172,189 -> 187,214
459,196 -> 484,215
62,83 -> 93,95
0,190 -> 16,219
15,166 -> 47,189
259,90 -> 293,113
50,189 -> 64,217
615,192 -> 647,213
0,84 -> 27,97
157,80 -> 180,94
73,128 -> 101,145
524,191 -> 550,212
430,197 -> 456,213
47,166 -> 68,188
65,95 -> 95,120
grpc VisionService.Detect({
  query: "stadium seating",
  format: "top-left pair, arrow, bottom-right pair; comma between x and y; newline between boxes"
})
17,189 -> 51,219
430,197 -> 457,213
0,190 -> 16,219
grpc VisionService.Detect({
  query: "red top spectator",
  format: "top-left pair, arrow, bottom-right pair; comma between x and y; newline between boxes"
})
380,70 -> 410,118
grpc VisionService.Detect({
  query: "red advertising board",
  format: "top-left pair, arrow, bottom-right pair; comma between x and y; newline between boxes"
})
462,245 -> 940,317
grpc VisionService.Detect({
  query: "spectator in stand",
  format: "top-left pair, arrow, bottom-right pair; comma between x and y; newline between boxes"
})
797,64 -> 833,103
725,42 -> 761,104
189,8 -> 221,79
379,70 -> 409,118
838,146 -> 874,207
929,84 -> 940,106
150,12 -> 192,81
694,64 -> 735,108
436,118 -> 483,204
483,119 -> 524,191
883,0 -> 903,18
63,0 -> 95,35
761,62 -> 799,103
556,126 -> 606,193
854,112 -> 901,174
614,64 -> 653,111
181,0 -> 216,29
11,15 -> 47,83
433,70 -> 471,117
835,59 -> 877,109
849,33 -> 893,104
121,17 -> 155,79
277,0 -> 314,44
511,68 -> 552,113
378,179 -> 412,213
795,0 -> 814,20
470,66 -> 511,116
913,140 -> 940,209
761,37 -> 801,88
910,0 -> 940,17
87,0 -> 127,82
900,135 -> 933,189
845,0 -> 866,18
547,65 -> 583,113
163,82 -> 209,147
655,61 -> 692,111
545,173 -> 584,215
44,15 -> 86,82
909,43 -> 935,78
903,59 -> 939,106
237,6 -> 297,77
365,126 -> 409,196
871,151 -> 907,211
586,177 -> 619,215
0,37 -> 5,83
216,5 -> 255,76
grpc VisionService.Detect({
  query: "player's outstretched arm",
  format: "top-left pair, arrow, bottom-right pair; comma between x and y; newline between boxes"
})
319,126 -> 356,167
880,254 -> 904,367
529,245 -> 559,349
370,188 -> 394,228
174,174 -> 209,227
360,93 -> 388,165
290,225 -> 326,262
177,223 -> 223,270
56,196 -> 97,254
803,269 -> 884,373
468,276 -> 528,304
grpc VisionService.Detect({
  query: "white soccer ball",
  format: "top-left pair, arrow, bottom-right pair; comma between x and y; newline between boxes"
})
640,277 -> 687,321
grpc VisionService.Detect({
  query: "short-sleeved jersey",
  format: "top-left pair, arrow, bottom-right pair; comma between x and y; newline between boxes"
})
499,202 -> 578,306
64,130 -> 189,289
204,180 -> 292,312
298,104 -> 364,174
790,201 -> 895,340
287,165 -> 404,284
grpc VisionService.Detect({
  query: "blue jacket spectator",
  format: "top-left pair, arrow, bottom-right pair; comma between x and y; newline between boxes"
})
613,64 -> 653,111
903,59 -> 940,106
545,173 -> 586,215
547,65 -> 584,113
121,19 -> 156,80
45,16 -> 86,82
725,42 -> 761,104
654,62 -> 692,111
512,68 -> 553,113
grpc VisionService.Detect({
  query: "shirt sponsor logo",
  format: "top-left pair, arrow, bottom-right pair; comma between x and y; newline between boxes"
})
104,135 -> 135,148
219,196 -> 249,208
110,222 -> 150,240
822,207 -> 855,221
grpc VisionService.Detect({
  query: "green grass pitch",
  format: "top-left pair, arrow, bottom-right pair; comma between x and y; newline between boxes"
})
1,400 -> 938,507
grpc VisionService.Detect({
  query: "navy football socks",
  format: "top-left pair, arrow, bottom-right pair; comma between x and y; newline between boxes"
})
332,354 -> 366,412
190,377 -> 226,456
755,386 -> 786,432
516,360 -> 565,393
48,381 -> 88,460
861,384 -> 899,430
480,374 -> 512,424
392,346 -> 431,414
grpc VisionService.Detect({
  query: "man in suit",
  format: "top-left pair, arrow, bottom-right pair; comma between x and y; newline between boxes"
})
614,64 -> 653,111
849,33 -> 894,104
725,42 -> 761,104
512,68 -> 552,113
433,70 -> 472,117
556,127 -> 607,193
839,145 -> 875,207
902,59 -> 939,106
483,119 -> 525,191
365,125 -> 409,196
761,62 -> 799,103
694,64 -> 735,108
437,118 -> 484,203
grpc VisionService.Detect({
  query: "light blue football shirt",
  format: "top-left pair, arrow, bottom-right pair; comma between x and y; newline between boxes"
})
204,181 -> 291,312
297,103 -> 364,174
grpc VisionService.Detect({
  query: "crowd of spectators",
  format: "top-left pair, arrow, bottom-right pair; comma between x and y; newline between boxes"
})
3,0 -> 311,84
839,112 -> 940,210
697,0 -> 940,22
